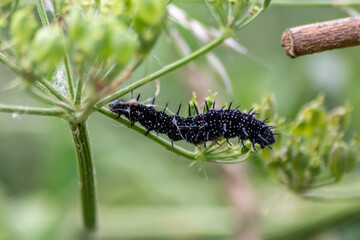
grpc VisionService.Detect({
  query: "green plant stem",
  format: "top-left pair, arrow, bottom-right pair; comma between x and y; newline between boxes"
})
69,122 -> 97,231
76,58 -> 144,121
95,32 -> 230,109
0,103 -> 64,116
36,0 -> 50,26
28,85 -> 75,113
235,1 -> 268,30
75,76 -> 83,106
37,77 -> 71,104
301,192 -> 360,202
0,52 -> 71,108
0,51 -> 21,73
64,55 -> 75,100
98,107 -> 197,160
207,152 -> 253,163
98,107 -> 253,163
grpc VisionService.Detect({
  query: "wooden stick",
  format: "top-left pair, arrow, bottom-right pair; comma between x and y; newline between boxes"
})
281,17 -> 360,58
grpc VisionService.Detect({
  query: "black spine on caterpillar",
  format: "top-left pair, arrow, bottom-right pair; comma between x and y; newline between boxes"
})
109,99 -> 276,149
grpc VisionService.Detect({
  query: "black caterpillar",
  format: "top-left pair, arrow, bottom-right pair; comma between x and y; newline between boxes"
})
109,97 -> 276,150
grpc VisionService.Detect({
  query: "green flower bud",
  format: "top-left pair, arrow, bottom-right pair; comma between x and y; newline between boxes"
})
67,6 -> 102,62
55,0 -> 68,13
29,26 -> 66,74
0,0 -> 15,41
256,93 -> 276,120
292,151 -> 308,176
268,156 -> 284,171
130,0 -> 165,55
329,143 -> 355,181
328,101 -> 352,133
309,156 -> 321,177
204,91 -> 218,113
110,29 -> 138,66
68,6 -> 87,42
293,94 -> 326,136
187,93 -> 199,117
73,16 -> 108,61
345,146 -> 357,173
132,0 -> 166,26
241,143 -> 251,153
10,7 -> 38,50
0,0 -> 13,12
100,0 -> 125,16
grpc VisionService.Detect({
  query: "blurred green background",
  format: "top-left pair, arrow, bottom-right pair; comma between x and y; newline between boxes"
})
1,2 -> 360,240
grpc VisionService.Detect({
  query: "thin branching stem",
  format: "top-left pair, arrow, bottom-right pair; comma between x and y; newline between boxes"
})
27,85 -> 74,113
236,2 -> 267,30
64,54 -> 75,100
32,82 -> 74,113
35,0 -> 50,26
0,52 -> 70,105
107,56 -> 145,90
69,122 -> 97,231
76,58 -> 143,121
95,31 -> 231,109
75,75 -> 83,106
307,180 -> 337,189
0,51 -> 22,73
37,77 -> 72,104
1,52 -> 71,110
301,192 -> 360,202
0,103 -> 64,116
207,152 -> 253,163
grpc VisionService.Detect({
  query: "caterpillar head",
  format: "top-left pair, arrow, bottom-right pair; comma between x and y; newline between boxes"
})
256,124 -> 276,149
109,99 -> 139,112
109,99 -> 124,111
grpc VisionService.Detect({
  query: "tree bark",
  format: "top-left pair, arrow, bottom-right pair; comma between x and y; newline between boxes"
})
281,17 -> 360,58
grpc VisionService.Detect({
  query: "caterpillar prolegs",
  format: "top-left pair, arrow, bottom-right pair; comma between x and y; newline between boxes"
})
109,97 -> 276,150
